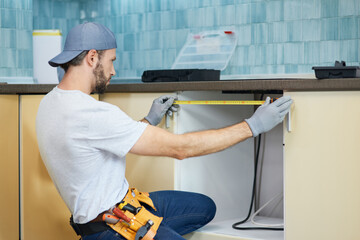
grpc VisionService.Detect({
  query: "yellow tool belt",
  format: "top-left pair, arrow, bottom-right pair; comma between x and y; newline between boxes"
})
107,188 -> 163,240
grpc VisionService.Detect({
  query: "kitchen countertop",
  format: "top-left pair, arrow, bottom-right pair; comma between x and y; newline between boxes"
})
1,78 -> 360,94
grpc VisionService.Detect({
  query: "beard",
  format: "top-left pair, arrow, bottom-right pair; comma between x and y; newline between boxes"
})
93,62 -> 109,94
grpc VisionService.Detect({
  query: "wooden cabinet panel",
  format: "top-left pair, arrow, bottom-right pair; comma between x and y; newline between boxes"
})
0,95 -> 19,240
284,91 -> 360,240
20,95 -> 77,240
100,93 -> 175,192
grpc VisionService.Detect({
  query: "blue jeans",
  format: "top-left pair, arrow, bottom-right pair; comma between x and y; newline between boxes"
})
82,190 -> 216,240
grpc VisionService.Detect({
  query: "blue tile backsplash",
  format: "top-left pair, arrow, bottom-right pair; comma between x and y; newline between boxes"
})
0,0 -> 359,82
0,0 -> 32,78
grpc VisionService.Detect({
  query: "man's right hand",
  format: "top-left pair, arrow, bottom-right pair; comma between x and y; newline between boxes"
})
245,96 -> 293,137
144,95 -> 179,126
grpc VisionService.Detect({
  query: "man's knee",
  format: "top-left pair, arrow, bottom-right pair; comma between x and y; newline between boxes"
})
193,193 -> 217,224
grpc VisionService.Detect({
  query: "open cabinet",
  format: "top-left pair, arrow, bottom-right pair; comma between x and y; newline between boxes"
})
175,91 -> 284,240
101,91 -> 285,240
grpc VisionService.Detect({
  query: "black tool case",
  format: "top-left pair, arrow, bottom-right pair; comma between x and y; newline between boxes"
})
312,61 -> 360,79
141,69 -> 220,82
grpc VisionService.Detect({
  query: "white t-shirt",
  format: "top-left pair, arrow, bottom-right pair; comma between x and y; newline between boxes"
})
36,87 -> 147,224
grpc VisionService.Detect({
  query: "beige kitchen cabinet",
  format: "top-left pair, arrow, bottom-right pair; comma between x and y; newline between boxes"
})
284,91 -> 360,240
0,95 -> 19,240
20,95 -> 81,240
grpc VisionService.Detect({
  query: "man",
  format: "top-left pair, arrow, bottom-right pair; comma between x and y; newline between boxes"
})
36,22 -> 292,240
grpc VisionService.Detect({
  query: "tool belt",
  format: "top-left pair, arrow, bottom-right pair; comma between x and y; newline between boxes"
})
107,188 -> 162,240
70,215 -> 110,236
70,188 -> 162,240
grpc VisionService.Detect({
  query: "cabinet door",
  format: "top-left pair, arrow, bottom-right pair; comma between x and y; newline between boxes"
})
20,95 -> 77,240
284,91 -> 360,240
100,93 -> 175,192
0,95 -> 19,240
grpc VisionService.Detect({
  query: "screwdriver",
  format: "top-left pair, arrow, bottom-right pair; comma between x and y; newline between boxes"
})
111,207 -> 132,222
102,213 -> 120,224
103,212 -> 131,227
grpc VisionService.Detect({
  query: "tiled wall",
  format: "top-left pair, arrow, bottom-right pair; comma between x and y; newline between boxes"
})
0,0 -> 33,79
33,0 -> 80,46
0,0 -> 359,82
81,0 -> 360,79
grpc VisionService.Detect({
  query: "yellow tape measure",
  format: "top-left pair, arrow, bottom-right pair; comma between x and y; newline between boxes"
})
174,100 -> 266,105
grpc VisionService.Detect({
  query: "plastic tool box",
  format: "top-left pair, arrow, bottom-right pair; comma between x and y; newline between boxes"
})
142,30 -> 237,82
171,30 -> 237,71
312,61 -> 360,79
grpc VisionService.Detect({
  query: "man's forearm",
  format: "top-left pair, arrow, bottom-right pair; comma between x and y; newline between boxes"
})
176,121 -> 253,159
130,121 -> 253,160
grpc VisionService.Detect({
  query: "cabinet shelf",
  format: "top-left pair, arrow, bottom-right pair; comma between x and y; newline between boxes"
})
186,217 -> 283,240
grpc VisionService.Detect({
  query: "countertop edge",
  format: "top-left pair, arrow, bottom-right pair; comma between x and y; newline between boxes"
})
1,78 -> 360,94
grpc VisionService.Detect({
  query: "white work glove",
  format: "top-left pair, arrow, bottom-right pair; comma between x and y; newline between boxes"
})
245,96 -> 293,137
145,95 -> 179,126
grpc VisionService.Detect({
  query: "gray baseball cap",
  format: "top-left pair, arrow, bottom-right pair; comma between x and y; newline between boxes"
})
49,22 -> 117,67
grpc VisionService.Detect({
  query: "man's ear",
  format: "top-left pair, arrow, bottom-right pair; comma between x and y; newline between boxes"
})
85,49 -> 98,67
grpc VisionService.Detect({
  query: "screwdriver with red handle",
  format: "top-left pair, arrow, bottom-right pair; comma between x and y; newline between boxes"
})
102,213 -> 120,224
111,207 -> 132,222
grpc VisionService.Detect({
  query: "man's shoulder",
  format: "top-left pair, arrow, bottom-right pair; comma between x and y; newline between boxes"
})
40,88 -> 126,119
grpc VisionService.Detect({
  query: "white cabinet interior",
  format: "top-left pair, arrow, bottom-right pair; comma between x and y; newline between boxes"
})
175,91 -> 284,240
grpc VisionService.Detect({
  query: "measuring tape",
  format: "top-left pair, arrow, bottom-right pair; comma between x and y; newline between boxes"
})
174,100 -> 266,105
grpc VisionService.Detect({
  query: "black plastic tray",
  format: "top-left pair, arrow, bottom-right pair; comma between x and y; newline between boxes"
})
142,69 -> 220,82
312,61 -> 360,79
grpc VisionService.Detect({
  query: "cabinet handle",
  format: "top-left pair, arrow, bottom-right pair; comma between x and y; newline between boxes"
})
286,111 -> 291,132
